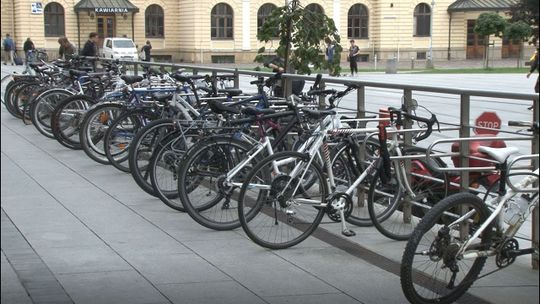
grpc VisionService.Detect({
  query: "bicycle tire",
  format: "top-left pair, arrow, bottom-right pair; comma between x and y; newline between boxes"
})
128,118 -> 177,196
238,151 -> 327,249
51,95 -> 97,150
367,147 -> 448,241
149,131 -> 200,212
79,102 -> 124,164
104,109 -> 158,172
400,192 -> 493,304
30,89 -> 73,138
176,136 -> 257,229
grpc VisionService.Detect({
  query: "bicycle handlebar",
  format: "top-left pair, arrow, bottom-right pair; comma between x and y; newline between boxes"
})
387,106 -> 439,141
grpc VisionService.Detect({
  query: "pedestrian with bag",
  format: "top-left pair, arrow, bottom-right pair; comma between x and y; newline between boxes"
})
23,38 -> 35,63
348,39 -> 360,76
3,33 -> 15,65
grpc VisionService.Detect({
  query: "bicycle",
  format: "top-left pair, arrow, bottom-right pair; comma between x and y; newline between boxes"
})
400,120 -> 539,304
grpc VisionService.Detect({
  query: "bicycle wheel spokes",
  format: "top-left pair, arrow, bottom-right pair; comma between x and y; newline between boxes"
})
238,152 -> 326,249
178,138 -> 252,230
401,193 -> 492,304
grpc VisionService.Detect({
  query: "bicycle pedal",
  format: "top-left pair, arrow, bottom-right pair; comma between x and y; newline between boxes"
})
342,229 -> 356,237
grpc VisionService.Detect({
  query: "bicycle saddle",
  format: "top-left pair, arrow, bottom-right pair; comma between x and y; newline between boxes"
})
152,93 -> 172,103
303,108 -> 336,119
207,100 -> 240,114
218,88 -> 243,97
242,107 -> 276,116
477,146 -> 520,163
172,74 -> 206,82
121,75 -> 144,85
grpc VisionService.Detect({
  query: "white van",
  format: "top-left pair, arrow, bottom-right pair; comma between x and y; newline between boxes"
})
101,38 -> 138,61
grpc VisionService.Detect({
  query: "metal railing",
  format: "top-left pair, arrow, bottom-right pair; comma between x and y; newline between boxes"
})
100,57 -> 540,268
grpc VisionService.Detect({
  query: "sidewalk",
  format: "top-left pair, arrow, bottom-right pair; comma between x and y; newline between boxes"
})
1,66 -> 538,304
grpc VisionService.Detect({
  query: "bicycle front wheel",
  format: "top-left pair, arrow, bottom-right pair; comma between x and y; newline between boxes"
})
238,151 -> 327,249
400,192 -> 493,304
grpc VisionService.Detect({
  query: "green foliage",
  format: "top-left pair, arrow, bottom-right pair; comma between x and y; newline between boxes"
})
255,0 -> 342,75
474,13 -> 507,38
509,0 -> 539,45
505,21 -> 533,41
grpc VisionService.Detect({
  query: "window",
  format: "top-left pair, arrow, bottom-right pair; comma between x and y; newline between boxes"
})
305,3 -> 324,14
416,52 -> 426,60
211,3 -> 234,39
145,5 -> 164,38
348,4 -> 369,39
211,55 -> 235,63
44,3 -> 65,37
257,3 -> 277,36
414,3 -> 431,37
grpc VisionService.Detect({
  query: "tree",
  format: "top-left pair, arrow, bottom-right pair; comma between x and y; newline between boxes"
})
505,21 -> 533,67
509,0 -> 539,45
255,0 -> 342,75
474,13 -> 507,68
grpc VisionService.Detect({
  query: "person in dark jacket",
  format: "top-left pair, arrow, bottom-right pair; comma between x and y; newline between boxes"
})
81,32 -> 99,57
81,32 -> 99,70
23,38 -> 35,62
141,40 -> 152,62
3,33 -> 15,65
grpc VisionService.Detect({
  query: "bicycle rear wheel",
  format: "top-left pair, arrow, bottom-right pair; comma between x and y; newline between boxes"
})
400,192 -> 493,304
176,136 -> 255,229
51,95 -> 96,150
238,151 -> 327,249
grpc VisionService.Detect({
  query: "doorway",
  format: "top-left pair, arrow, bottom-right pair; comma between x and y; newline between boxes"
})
466,19 -> 485,59
97,15 -> 116,48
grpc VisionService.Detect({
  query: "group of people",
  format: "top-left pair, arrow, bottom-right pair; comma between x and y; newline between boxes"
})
324,38 -> 360,77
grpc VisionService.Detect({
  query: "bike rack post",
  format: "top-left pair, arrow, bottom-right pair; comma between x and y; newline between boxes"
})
356,85 -> 366,207
233,68 -> 240,89
402,89 -> 413,223
532,99 -> 539,270
459,94 -> 471,237
133,62 -> 138,76
318,79 -> 326,110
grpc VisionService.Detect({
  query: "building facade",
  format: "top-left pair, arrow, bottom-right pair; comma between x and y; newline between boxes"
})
1,0 -> 534,63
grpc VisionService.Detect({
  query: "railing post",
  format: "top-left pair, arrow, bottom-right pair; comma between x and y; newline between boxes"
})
402,89 -> 413,223
459,94 -> 471,238
318,80 -> 326,109
532,98 -> 539,270
356,85 -> 366,208
283,74 -> 293,98
234,68 -> 240,89
133,62 -> 138,76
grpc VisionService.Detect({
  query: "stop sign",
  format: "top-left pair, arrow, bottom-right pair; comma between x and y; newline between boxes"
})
474,111 -> 501,135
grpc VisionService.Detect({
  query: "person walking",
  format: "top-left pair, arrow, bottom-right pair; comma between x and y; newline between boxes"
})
526,47 -> 539,110
81,32 -> 98,57
81,32 -> 99,70
348,39 -> 360,76
141,40 -> 152,62
58,37 -> 76,60
23,38 -> 35,63
3,33 -> 15,65
325,37 -> 337,76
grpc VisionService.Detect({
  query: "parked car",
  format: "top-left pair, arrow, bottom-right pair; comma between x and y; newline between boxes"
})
101,37 -> 138,61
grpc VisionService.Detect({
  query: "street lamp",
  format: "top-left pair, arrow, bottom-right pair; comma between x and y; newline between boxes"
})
427,0 -> 435,68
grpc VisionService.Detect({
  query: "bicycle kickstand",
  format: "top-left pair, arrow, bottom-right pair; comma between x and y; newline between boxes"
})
340,210 -> 356,237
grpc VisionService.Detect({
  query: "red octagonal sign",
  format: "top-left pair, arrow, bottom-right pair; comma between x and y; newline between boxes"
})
474,111 -> 501,135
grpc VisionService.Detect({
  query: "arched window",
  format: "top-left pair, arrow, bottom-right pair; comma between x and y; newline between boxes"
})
305,3 -> 324,15
211,3 -> 234,39
145,5 -> 164,38
414,3 -> 431,37
44,3 -> 65,37
348,4 -> 368,39
257,3 -> 277,36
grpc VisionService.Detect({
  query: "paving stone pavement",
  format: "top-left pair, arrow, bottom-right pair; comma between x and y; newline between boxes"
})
1,65 -> 538,304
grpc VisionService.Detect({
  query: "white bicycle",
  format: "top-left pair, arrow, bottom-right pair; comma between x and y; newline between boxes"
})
400,120 -> 539,304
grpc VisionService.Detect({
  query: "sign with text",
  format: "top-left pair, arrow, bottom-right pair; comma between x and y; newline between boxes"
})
31,2 -> 43,14
95,7 -> 129,13
474,111 -> 501,135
